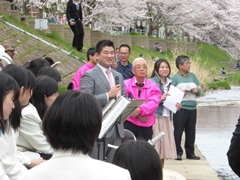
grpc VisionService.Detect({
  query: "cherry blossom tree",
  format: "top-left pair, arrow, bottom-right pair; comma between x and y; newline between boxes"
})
206,0 -> 240,58
81,0 -> 147,31
16,0 -> 240,58
143,0 -> 240,58
18,0 -> 58,18
166,0 -> 240,58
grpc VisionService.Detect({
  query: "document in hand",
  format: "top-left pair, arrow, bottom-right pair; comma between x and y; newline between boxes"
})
163,85 -> 184,113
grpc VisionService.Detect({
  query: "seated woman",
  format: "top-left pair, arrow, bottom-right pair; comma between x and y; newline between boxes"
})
20,91 -> 131,180
0,72 -> 27,180
2,65 -> 44,167
112,140 -> 163,180
18,75 -> 59,160
37,66 -> 61,85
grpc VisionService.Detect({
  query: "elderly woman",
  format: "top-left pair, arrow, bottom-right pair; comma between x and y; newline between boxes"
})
124,57 -> 161,141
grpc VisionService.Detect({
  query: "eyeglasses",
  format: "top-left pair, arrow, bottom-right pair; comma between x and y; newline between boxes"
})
119,52 -> 129,56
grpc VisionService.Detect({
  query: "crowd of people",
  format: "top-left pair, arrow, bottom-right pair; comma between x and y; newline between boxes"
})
2,1 -> 240,174
0,35 -> 209,180
2,0 -> 240,179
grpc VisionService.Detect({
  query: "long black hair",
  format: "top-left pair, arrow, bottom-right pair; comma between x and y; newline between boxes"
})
0,72 -> 20,133
31,75 -> 58,119
2,64 -> 28,130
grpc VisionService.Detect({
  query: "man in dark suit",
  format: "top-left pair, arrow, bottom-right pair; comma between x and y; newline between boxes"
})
80,40 -> 126,162
227,116 -> 240,177
66,0 -> 84,52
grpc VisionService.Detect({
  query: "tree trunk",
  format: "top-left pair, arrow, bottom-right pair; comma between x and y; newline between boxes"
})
148,25 -> 152,36
22,1 -> 29,15
147,19 -> 154,36
164,24 -> 168,39
38,8 -> 44,19
156,26 -> 159,38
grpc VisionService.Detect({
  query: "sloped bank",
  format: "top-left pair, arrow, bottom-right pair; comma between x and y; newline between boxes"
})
0,20 -> 84,86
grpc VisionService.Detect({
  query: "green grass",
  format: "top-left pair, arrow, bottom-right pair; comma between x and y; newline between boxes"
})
190,43 -> 232,75
206,80 -> 231,90
129,32 -> 145,36
227,73 -> 240,85
59,84 -> 67,94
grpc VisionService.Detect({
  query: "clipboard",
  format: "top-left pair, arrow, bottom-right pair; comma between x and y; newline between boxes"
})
117,99 -> 145,123
98,97 -> 145,139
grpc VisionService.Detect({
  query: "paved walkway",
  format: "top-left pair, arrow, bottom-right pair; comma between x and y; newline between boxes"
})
164,145 -> 220,180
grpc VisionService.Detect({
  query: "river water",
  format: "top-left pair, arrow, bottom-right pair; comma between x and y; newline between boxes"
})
196,86 -> 240,179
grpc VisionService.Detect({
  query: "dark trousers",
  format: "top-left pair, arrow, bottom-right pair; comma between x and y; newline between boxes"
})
124,121 -> 153,141
173,109 -> 197,157
69,21 -> 84,51
91,125 -> 121,163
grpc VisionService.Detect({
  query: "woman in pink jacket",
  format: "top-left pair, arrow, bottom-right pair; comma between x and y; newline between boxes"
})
124,57 -> 161,141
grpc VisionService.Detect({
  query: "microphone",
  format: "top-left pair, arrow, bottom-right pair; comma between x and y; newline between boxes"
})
115,76 -> 119,85
115,76 -> 120,100
148,131 -> 165,146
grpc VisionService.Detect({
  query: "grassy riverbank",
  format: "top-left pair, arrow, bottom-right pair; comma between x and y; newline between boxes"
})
1,14 -> 238,92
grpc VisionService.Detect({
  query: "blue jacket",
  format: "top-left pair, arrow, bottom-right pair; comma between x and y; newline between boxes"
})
116,61 -> 134,80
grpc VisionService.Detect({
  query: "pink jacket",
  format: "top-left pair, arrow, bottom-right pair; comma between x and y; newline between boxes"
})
124,77 -> 161,127
72,62 -> 94,90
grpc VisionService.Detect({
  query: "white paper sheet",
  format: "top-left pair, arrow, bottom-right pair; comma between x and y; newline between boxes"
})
163,85 -> 184,113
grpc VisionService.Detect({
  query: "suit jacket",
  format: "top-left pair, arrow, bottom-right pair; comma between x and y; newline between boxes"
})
0,128 -> 27,180
81,65 -> 126,138
66,0 -> 83,22
17,103 -> 53,154
227,117 -> 240,177
19,151 -> 131,180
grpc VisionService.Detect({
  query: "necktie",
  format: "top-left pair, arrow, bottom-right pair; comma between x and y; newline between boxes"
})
106,69 -> 114,88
